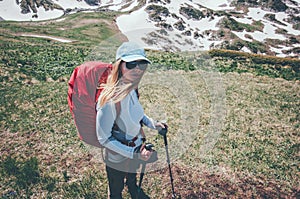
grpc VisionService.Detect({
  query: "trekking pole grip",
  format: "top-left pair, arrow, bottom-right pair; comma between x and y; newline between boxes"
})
158,124 -> 168,136
145,143 -> 154,151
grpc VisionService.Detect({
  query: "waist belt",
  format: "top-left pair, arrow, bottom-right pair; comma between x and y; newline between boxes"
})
112,124 -> 138,147
119,136 -> 138,147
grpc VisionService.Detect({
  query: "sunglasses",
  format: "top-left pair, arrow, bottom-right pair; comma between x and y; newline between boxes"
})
125,60 -> 149,70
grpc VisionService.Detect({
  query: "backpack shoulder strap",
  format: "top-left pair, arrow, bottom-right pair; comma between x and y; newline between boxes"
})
112,102 -> 121,132
115,89 -> 137,118
135,89 -> 139,99
115,101 -> 121,119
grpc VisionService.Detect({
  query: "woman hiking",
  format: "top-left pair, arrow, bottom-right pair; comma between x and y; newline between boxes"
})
96,41 -> 165,199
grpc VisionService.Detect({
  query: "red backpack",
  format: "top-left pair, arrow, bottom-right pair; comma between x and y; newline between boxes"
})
67,61 -> 112,148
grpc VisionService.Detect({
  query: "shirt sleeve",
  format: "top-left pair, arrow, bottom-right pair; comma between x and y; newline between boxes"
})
141,114 -> 157,129
96,102 -> 134,159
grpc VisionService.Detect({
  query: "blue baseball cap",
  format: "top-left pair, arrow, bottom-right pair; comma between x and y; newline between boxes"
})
116,41 -> 151,63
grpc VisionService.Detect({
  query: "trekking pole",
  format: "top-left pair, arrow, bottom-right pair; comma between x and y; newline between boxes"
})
158,126 -> 179,199
137,143 -> 154,198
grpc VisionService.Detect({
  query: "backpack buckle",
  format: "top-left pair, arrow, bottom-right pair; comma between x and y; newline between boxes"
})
128,140 -> 136,147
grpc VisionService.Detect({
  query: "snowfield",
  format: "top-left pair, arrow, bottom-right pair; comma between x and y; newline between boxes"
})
116,0 -> 233,51
0,0 -> 64,21
0,0 -> 299,57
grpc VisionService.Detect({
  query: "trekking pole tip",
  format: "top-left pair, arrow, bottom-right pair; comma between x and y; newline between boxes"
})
172,193 -> 181,199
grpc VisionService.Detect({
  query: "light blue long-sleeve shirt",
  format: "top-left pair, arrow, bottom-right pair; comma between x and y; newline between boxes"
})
96,90 -> 156,160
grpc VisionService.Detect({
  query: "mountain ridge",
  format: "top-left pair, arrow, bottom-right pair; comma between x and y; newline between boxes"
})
0,0 -> 299,57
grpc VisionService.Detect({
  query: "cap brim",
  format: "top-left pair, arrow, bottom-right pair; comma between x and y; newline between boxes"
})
121,55 -> 151,64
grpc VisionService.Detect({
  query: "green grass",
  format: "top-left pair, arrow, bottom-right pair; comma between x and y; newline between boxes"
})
0,40 -> 89,81
0,11 -> 120,47
222,17 -> 263,32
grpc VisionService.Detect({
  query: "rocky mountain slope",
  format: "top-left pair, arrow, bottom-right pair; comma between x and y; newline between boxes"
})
0,0 -> 299,57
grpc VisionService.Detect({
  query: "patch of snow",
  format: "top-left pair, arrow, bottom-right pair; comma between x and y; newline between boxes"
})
118,0 -> 140,12
189,16 -> 224,31
293,43 -> 300,48
241,46 -> 252,53
54,0 -> 96,9
232,30 -> 253,42
192,0 -> 234,11
200,37 -> 223,51
55,18 -> 66,22
233,21 -> 287,43
247,7 -> 268,21
246,8 -> 300,36
116,5 -> 157,32
273,12 -> 300,35
100,0 -> 122,7
239,8 -> 299,43
116,4 -> 159,47
231,16 -> 253,24
21,34 -> 73,43
285,1 -> 300,8
262,22 -> 286,41
0,0 -> 64,21
100,0 -> 139,11
270,45 -> 293,57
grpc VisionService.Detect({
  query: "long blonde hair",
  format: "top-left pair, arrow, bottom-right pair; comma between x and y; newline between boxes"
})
98,60 -> 135,107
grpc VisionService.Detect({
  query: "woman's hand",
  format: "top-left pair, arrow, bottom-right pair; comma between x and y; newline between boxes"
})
155,121 -> 168,130
139,143 -> 153,161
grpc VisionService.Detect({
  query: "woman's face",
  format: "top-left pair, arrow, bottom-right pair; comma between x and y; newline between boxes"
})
120,60 -> 148,85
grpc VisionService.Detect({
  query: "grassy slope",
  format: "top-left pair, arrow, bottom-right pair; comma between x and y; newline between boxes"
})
0,11 -> 299,198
